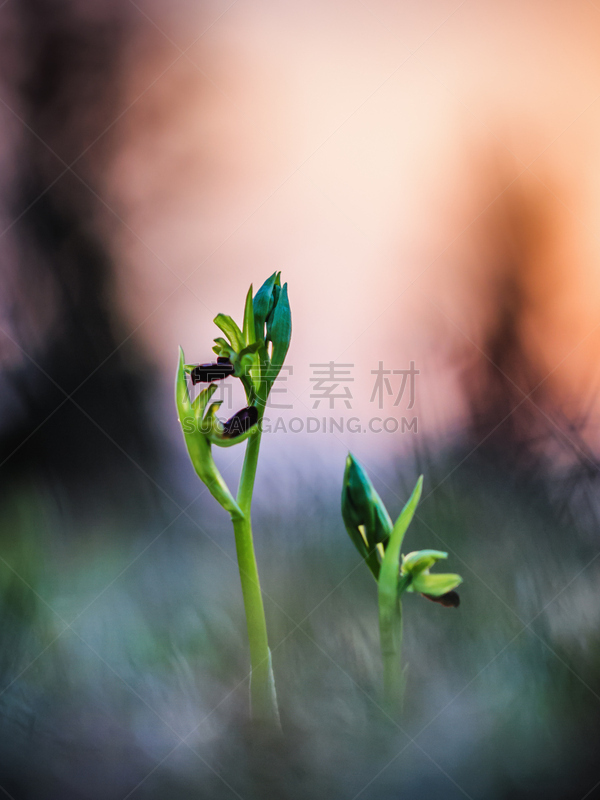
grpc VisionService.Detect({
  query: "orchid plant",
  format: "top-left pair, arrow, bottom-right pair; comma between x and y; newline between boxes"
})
175,272 -> 290,726
341,455 -> 462,710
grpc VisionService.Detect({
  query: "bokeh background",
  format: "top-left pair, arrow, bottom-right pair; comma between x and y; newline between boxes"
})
2,0 -> 600,797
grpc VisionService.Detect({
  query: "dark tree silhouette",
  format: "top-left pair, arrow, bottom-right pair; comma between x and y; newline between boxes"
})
0,0 -> 157,518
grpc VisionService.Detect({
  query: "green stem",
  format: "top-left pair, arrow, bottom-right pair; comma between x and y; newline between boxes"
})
379,594 -> 404,712
231,418 -> 280,726
376,478 -> 422,713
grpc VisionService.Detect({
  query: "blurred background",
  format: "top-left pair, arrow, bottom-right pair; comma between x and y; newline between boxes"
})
1,0 -> 600,797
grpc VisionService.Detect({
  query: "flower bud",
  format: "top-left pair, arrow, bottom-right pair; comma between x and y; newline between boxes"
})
267,282 -> 291,374
342,454 -> 393,579
342,454 -> 393,545
253,271 -> 280,341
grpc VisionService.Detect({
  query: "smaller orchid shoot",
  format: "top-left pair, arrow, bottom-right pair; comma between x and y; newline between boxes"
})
341,455 -> 462,711
176,272 -> 291,726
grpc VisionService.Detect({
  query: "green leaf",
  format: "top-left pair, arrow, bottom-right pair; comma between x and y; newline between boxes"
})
378,476 -> 423,601
238,330 -> 259,395
175,346 -> 192,421
243,286 -> 256,345
174,348 -> 242,518
214,314 -> 244,353
411,572 -> 462,596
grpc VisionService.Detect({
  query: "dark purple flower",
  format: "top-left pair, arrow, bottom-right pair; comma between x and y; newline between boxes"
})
222,406 -> 259,438
422,590 -> 460,608
190,359 -> 234,384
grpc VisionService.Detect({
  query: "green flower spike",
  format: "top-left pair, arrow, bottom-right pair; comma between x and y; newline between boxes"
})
341,454 -> 463,711
252,270 -> 291,394
175,274 -> 292,727
207,271 -> 291,405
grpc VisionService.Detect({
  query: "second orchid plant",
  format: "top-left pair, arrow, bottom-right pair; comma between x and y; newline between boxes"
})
176,272 -> 290,726
342,455 -> 463,710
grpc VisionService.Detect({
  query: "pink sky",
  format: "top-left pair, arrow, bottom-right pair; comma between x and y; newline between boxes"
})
107,0 -> 600,461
